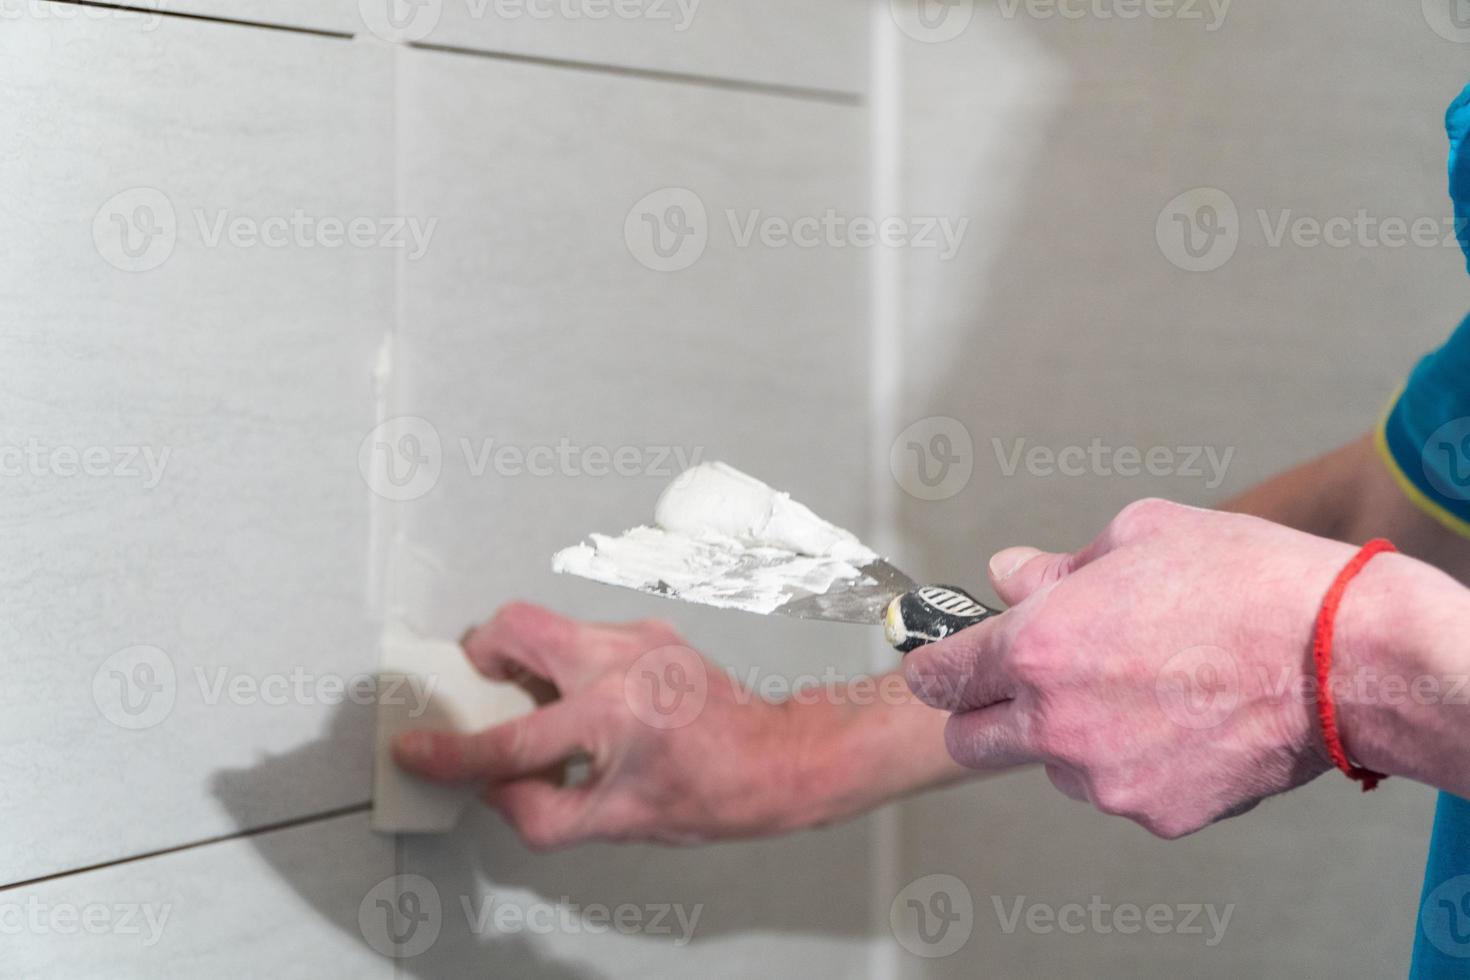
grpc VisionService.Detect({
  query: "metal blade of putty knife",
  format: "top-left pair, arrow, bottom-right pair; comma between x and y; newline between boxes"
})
772,557 -> 918,625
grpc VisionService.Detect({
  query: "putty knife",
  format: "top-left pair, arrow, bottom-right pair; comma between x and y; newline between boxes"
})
592,550 -> 1000,654
554,461 -> 1002,652
775,556 -> 1000,653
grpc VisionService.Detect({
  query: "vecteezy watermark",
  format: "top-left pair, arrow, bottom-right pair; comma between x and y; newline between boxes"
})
0,0 -> 163,29
192,209 -> 437,259
993,0 -> 1229,30
0,438 -> 170,489
992,895 -> 1233,946
459,893 -> 702,945
624,187 -> 969,272
1155,645 -> 1241,731
1421,874 -> 1470,959
890,416 -> 975,502
92,188 -> 438,272
360,875 -> 442,959
1157,186 -> 1469,272
727,668 -> 918,708
1155,643 -> 1470,731
358,415 -> 704,502
358,875 -> 703,958
1422,0 -> 1470,44
0,897 -> 172,948
891,874 -> 975,958
890,0 -> 976,43
193,667 -> 437,714
1422,417 -> 1470,502
357,0 -> 700,42
94,187 -> 177,273
993,437 -> 1235,489
624,645 -> 709,730
93,646 -> 438,730
1155,187 -> 1239,272
93,645 -> 177,731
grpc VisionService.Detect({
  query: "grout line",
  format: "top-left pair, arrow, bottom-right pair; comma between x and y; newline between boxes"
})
866,1 -> 904,978
0,801 -> 373,894
41,0 -> 356,38
389,46 -> 409,980
407,42 -> 865,106
39,0 -> 859,106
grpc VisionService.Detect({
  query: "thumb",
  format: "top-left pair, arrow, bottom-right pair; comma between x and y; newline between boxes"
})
988,546 -> 1075,606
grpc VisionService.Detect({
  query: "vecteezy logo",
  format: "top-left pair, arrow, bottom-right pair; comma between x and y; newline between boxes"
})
359,874 -> 442,958
358,416 -> 443,502
624,645 -> 708,730
890,874 -> 974,958
93,187 -> 177,272
1156,187 -> 1239,272
624,188 -> 708,272
358,0 -> 442,41
1422,874 -> 1470,958
93,645 -> 177,730
1423,0 -> 1470,43
1155,645 -> 1240,730
889,416 -> 974,501
889,0 -> 975,43
1423,418 -> 1470,502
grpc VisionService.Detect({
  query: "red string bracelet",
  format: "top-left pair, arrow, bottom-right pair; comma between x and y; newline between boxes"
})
1312,538 -> 1396,792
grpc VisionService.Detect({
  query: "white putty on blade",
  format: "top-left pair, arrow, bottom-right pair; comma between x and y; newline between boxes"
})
552,461 -> 876,614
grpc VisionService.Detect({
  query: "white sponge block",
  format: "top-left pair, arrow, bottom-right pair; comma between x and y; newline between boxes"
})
372,627 -> 536,834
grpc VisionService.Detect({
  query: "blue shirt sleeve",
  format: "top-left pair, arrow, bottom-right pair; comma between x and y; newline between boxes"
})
1378,82 -> 1470,541
1406,79 -> 1470,980
1449,84 -> 1469,274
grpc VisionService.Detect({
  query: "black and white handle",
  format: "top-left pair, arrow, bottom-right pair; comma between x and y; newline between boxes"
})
883,585 -> 1000,653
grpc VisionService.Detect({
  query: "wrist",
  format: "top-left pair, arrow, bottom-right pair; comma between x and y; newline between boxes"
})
1330,551 -> 1463,783
773,674 -> 967,831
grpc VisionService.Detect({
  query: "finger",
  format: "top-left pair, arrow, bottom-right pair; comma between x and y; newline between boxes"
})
904,613 -> 1016,712
462,601 -> 583,686
394,700 -> 587,784
987,514 -> 1136,606
943,702 -> 1038,770
485,780 -> 595,852
988,546 -> 1073,606
1044,763 -> 1089,802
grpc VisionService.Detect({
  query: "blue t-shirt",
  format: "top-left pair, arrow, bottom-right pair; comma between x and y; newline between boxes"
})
1389,81 -> 1470,978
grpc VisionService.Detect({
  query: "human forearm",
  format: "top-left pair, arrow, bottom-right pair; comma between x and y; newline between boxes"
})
783,674 -> 971,829
1219,435 -> 1372,539
1223,433 -> 1470,580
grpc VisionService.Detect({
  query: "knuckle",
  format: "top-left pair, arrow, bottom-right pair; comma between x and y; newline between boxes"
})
517,821 -> 568,853
1140,814 -> 1193,840
1005,627 -> 1059,689
633,617 -> 683,647
1088,778 -> 1136,818
492,600 -> 539,630
1110,497 -> 1180,541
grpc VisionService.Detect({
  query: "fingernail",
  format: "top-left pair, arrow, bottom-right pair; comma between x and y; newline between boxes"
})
989,546 -> 1042,582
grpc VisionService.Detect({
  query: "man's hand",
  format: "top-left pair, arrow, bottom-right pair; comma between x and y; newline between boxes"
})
393,602 -> 966,851
392,604 -> 809,849
903,498 -> 1441,839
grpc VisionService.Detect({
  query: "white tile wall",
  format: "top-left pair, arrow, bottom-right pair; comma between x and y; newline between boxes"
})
3,3 -> 881,975
3,812 -> 395,980
33,0 -> 867,93
883,2 -> 1470,977
0,14 -> 392,880
390,46 -> 879,976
